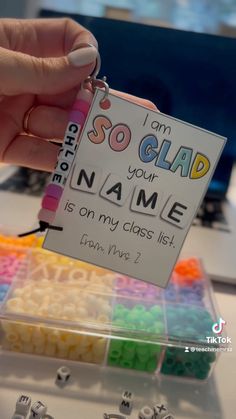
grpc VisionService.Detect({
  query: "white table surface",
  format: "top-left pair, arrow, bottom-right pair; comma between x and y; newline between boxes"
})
0,165 -> 236,418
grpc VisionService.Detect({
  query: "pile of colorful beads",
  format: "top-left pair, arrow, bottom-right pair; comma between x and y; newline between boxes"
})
0,250 -> 222,380
0,234 -> 42,248
2,321 -> 107,364
161,346 -> 216,380
108,339 -> 162,373
0,246 -> 27,304
114,275 -> 161,300
108,303 -> 163,372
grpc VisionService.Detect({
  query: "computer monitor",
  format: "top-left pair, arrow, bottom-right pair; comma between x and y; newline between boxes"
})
42,11 -> 236,199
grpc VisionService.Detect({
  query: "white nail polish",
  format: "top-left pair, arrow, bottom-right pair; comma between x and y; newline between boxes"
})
68,46 -> 97,67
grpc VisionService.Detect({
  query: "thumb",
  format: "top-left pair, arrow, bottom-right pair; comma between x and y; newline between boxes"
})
0,44 -> 97,96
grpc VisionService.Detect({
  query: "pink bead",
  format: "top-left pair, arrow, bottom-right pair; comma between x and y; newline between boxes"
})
76,88 -> 93,103
38,208 -> 55,224
42,195 -> 59,211
72,99 -> 90,115
45,184 -> 63,199
69,110 -> 86,125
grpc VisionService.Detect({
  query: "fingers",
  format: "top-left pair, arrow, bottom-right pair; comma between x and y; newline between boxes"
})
0,44 -> 97,96
21,90 -> 158,141
110,89 -> 158,111
25,105 -> 69,139
3,135 -> 58,171
0,18 -> 97,56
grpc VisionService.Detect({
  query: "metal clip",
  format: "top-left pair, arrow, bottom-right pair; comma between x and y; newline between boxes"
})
82,48 -> 109,104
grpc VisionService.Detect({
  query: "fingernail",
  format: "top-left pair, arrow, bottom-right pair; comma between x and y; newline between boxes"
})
68,45 -> 97,67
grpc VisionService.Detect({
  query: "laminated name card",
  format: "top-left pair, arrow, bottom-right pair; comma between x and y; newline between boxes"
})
43,89 -> 226,287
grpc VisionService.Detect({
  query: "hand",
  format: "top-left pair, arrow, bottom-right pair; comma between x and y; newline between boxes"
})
0,18 -> 156,172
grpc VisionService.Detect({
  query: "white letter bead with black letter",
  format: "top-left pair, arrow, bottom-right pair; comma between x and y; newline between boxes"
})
122,390 -> 134,400
15,394 -> 31,415
119,390 -> 134,415
138,406 -> 154,419
153,404 -> 168,418
30,401 -> 47,418
119,399 -> 133,415
56,366 -> 71,384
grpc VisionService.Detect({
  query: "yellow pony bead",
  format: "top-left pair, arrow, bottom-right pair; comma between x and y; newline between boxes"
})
32,328 -> 46,345
57,342 -> 69,359
44,343 -> 57,357
6,331 -> 19,343
62,304 -> 76,319
34,343 -> 45,355
73,345 -> 88,356
80,351 -> 94,363
47,303 -> 62,318
96,314 -> 110,324
10,341 -> 23,352
36,237 -> 44,247
20,332 -> 32,343
92,338 -> 107,356
63,333 -> 79,346
68,348 -> 80,361
47,330 -> 60,344
6,298 -> 24,312
22,342 -> 34,354
1,320 -> 16,334
13,288 -> 25,298
92,353 -> 105,364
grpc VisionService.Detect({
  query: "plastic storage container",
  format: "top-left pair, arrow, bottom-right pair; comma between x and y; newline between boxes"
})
0,247 -> 226,380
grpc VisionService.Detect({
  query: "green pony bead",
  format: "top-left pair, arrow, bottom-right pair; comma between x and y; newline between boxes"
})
109,347 -> 122,359
148,322 -> 164,334
125,323 -> 137,330
123,341 -> 136,352
194,369 -> 210,380
163,357 -> 175,367
142,312 -> 154,326
203,352 -> 216,363
109,339 -> 123,351
114,304 -> 125,315
127,311 -> 141,324
173,362 -> 185,376
132,304 -> 146,313
146,357 -> 158,373
113,319 -> 127,328
119,358 -> 134,369
134,358 -> 147,371
149,344 -> 161,356
184,327 -> 197,337
136,343 -> 150,356
150,305 -> 162,317
184,361 -> 194,372
108,356 -> 121,366
166,347 -> 177,357
194,361 -> 211,378
137,351 -> 150,363
122,350 -> 135,361
161,364 -> 174,375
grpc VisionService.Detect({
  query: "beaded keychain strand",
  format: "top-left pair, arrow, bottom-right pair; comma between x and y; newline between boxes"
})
19,50 -> 109,238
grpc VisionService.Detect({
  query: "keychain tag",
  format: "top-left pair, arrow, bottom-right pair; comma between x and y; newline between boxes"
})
43,89 -> 226,287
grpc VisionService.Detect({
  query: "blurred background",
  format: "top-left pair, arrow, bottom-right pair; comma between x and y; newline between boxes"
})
0,0 -> 236,37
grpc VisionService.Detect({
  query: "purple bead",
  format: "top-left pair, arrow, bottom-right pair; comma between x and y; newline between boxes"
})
45,184 -> 64,199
